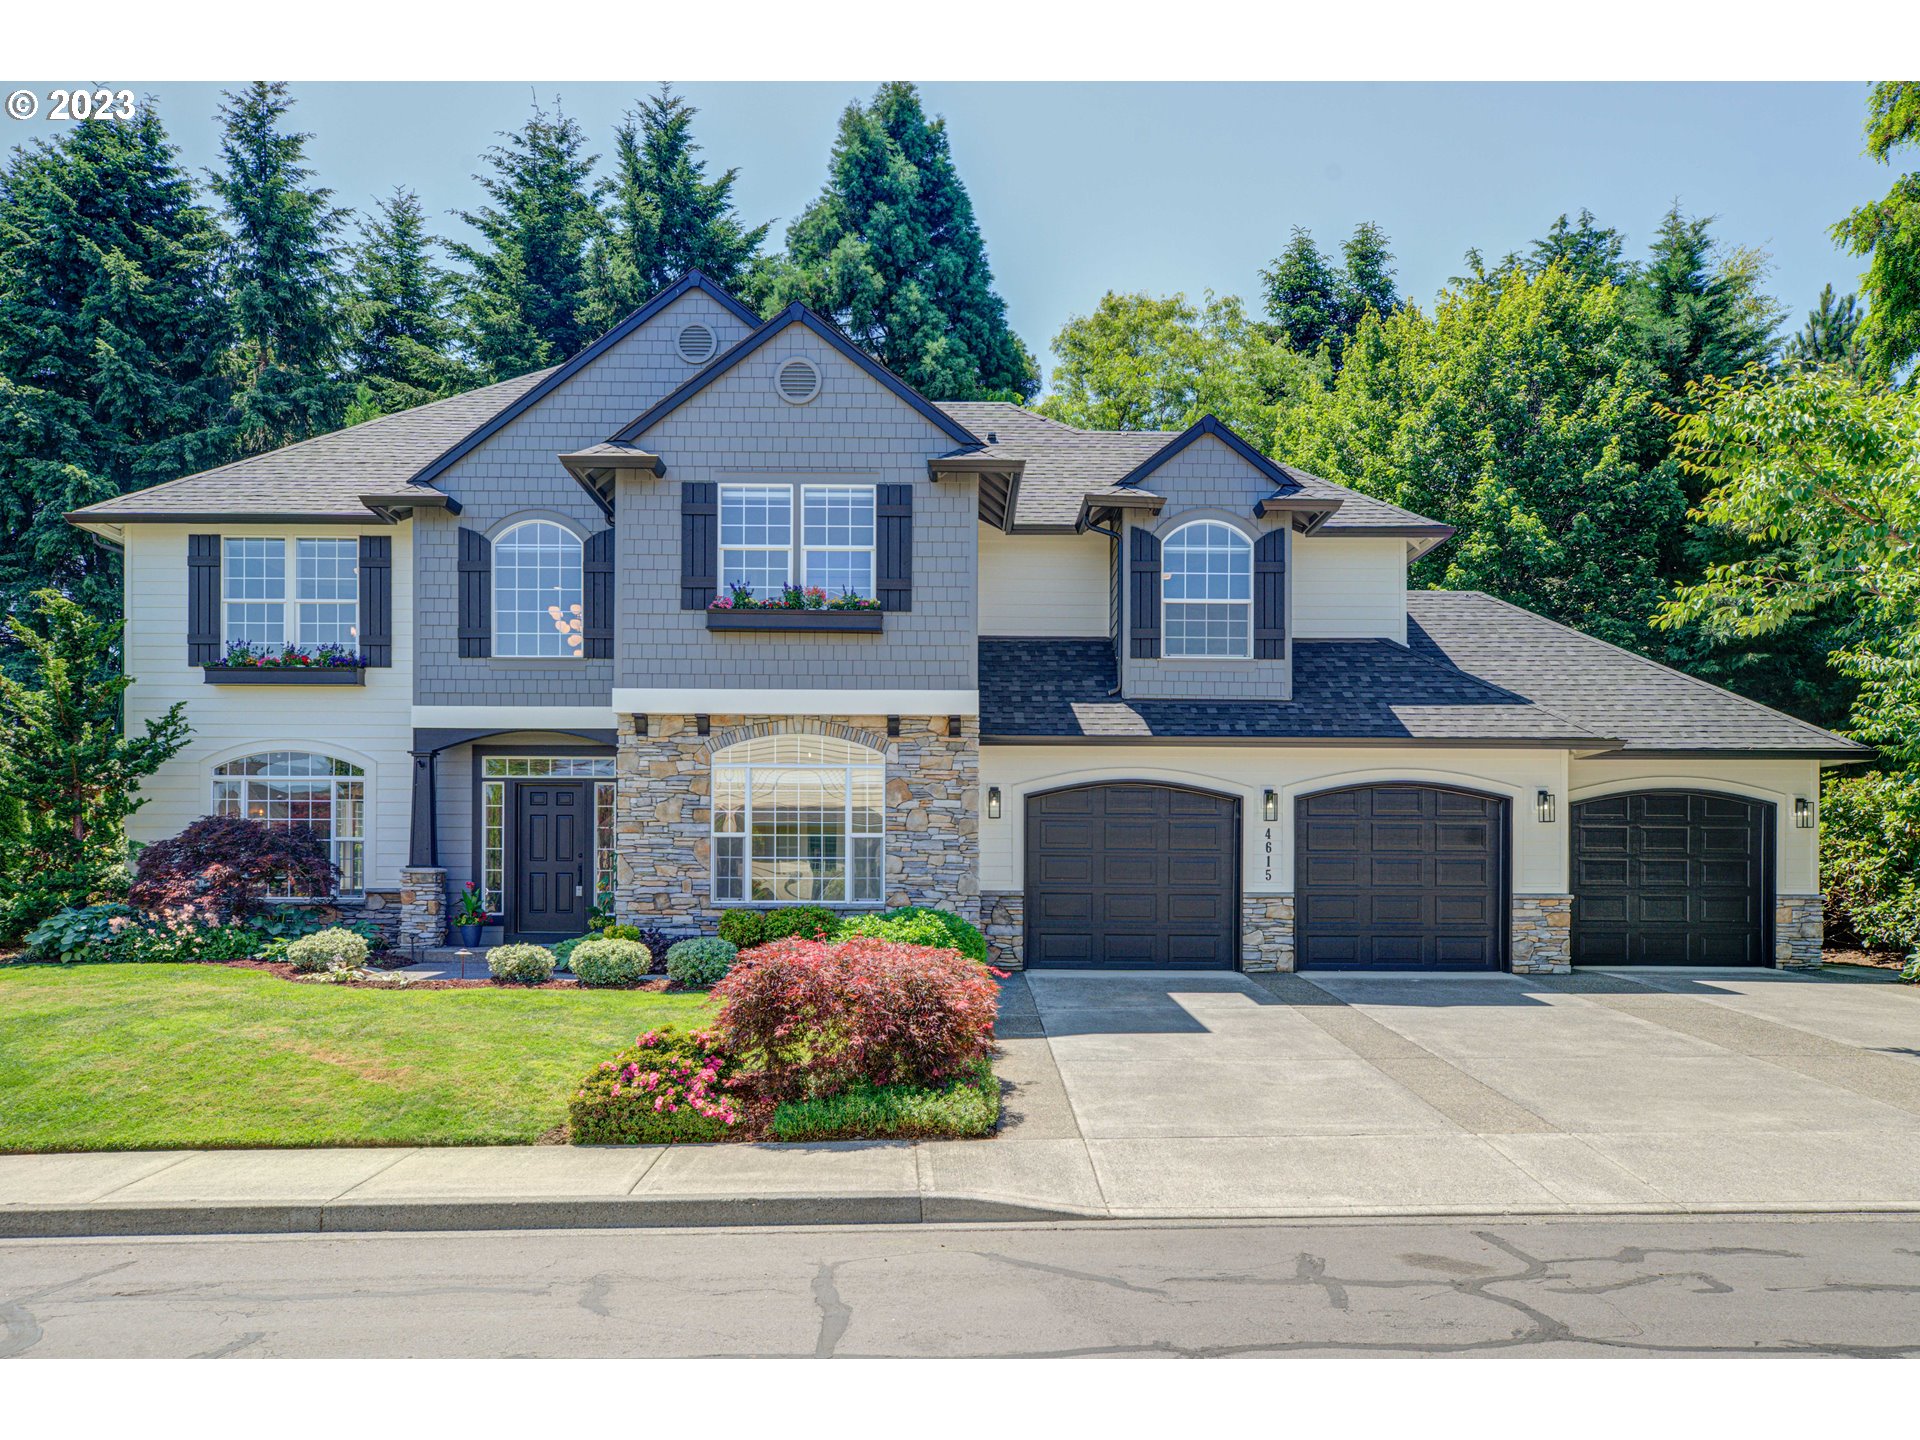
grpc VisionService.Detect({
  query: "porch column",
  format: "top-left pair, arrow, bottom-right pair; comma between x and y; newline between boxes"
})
409,748 -> 439,867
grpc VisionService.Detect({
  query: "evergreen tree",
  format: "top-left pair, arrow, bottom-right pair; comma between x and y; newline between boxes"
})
1833,81 -> 1920,382
761,82 -> 1036,401
0,591 -> 189,937
453,98 -> 603,379
0,108 -> 229,662
1260,222 -> 1401,365
1527,209 -> 1631,288
342,188 -> 467,420
1784,284 -> 1873,380
1339,221 -> 1401,326
1628,204 -> 1783,415
207,81 -> 351,455
581,85 -> 768,331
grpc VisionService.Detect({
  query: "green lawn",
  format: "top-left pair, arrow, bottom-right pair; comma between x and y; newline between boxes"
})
0,965 -> 713,1152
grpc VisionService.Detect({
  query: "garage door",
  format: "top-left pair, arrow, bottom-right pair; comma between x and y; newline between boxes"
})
1296,784 -> 1507,970
1024,783 -> 1239,968
1572,791 -> 1772,966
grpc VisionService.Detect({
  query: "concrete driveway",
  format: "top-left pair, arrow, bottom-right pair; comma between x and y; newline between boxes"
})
994,968 -> 1920,1218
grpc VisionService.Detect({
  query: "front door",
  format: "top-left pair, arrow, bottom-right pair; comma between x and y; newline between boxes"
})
511,782 -> 591,941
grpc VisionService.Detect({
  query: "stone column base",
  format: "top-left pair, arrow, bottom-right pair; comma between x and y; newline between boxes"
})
1512,895 -> 1573,974
398,866 -> 447,952
1777,894 -> 1824,968
1242,896 -> 1296,972
981,890 -> 1023,969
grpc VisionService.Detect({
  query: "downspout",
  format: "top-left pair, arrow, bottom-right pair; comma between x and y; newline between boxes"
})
1083,516 -> 1125,697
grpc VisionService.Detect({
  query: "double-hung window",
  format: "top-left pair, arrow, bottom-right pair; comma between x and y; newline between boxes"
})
1161,521 -> 1253,658
223,538 -> 359,653
719,483 -> 877,602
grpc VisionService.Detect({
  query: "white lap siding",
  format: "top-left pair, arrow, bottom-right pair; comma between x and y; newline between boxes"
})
1290,535 -> 1408,643
119,522 -> 414,890
977,526 -> 1111,637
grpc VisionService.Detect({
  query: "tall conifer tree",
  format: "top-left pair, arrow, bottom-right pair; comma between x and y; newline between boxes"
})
343,188 -> 467,419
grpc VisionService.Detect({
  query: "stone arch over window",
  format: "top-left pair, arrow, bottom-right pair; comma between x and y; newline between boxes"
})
212,749 -> 366,895
492,519 -> 584,658
708,727 -> 886,906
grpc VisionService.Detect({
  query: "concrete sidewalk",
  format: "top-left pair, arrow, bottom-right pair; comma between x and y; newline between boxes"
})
4,967 -> 1918,1238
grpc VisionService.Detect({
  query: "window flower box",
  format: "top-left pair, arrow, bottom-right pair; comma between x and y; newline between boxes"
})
706,609 -> 884,634
203,666 -> 366,685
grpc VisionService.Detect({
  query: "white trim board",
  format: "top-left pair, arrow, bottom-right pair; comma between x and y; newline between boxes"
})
611,689 -> 979,716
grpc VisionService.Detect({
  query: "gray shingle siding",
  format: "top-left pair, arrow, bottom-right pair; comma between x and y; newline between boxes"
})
614,321 -> 978,692
413,291 -> 753,704
1121,436 -> 1294,701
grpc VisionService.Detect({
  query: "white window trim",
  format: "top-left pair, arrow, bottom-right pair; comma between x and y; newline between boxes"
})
210,751 -> 367,898
1161,520 -> 1255,660
710,743 -> 886,907
491,519 -> 585,659
719,482 -> 794,598
220,537 -> 359,652
799,484 -> 878,600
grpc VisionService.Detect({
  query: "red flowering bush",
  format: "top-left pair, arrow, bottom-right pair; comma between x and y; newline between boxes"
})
711,937 -> 999,1100
130,815 -> 337,924
568,1026 -> 745,1143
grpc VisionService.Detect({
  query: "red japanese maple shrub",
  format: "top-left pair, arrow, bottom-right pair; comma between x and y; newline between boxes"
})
130,815 -> 338,924
711,937 -> 998,1099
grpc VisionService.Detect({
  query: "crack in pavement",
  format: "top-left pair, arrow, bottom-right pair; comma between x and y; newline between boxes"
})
1,1260 -> 139,1359
810,1262 -> 851,1358
193,1330 -> 265,1358
977,1250 -> 1173,1298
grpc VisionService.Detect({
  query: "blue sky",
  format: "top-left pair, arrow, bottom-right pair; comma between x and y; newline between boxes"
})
5,81 -> 1893,379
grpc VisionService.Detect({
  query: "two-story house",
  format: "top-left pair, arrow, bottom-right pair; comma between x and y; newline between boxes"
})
69,270 -> 1869,974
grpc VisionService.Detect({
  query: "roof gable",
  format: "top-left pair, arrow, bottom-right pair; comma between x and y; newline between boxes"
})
612,303 -> 982,449
1114,415 -> 1294,494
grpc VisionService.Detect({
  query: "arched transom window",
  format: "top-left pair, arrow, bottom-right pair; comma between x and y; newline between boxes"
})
711,733 -> 885,905
212,751 -> 365,895
1162,520 -> 1252,658
493,520 -> 583,658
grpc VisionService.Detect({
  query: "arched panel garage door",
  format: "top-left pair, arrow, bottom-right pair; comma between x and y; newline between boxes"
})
1024,783 -> 1240,968
1296,784 -> 1508,970
1571,791 -> 1773,966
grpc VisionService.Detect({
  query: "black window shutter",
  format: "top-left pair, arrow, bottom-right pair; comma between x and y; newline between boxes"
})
583,527 -> 614,659
1253,527 -> 1287,659
876,484 -> 913,612
358,534 -> 392,667
1128,526 -> 1161,659
457,527 -> 491,658
187,533 -> 221,665
681,482 -> 717,609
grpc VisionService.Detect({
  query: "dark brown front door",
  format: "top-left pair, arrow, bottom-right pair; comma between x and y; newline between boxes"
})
1024,783 -> 1240,968
1295,784 -> 1508,970
511,782 -> 590,940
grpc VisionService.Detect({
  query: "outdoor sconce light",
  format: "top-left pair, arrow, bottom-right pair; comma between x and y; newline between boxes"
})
1263,789 -> 1279,822
1795,797 -> 1814,829
1536,789 -> 1557,824
987,786 -> 1002,820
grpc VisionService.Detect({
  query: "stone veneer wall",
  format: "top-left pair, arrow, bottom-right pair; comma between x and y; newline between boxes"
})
1776,894 -> 1823,968
615,713 -> 979,935
982,890 -> 1023,969
1241,896 -> 1296,972
397,866 -> 447,953
1511,895 -> 1573,973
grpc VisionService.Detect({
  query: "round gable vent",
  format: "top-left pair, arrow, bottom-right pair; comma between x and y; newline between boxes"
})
676,323 -> 716,364
776,357 -> 822,405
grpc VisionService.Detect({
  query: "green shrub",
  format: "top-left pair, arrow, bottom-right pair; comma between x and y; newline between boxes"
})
1822,770 -> 1920,953
488,943 -> 555,984
569,1026 -> 743,1143
665,936 -> 736,988
716,909 -> 765,949
599,923 -> 642,943
24,903 -> 143,963
570,937 -> 651,987
285,927 -> 371,973
767,1059 -> 999,1141
760,905 -> 840,943
836,906 -> 988,963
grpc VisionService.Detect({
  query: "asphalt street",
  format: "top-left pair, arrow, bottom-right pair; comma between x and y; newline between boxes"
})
5,1214 -> 1919,1358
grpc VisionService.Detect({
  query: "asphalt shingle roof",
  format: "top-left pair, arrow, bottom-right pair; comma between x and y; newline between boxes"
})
979,591 -> 1870,757
68,369 -> 554,522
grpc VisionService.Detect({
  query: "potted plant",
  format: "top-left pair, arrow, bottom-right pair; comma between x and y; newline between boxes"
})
454,882 -> 487,947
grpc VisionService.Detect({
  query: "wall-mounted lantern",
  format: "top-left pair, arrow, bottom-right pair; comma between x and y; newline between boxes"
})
987,786 -> 1002,820
1795,797 -> 1815,829
1263,788 -> 1279,822
1536,789 -> 1557,824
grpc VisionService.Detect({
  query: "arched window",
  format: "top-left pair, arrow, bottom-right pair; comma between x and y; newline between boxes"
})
710,733 -> 885,905
212,751 -> 366,895
1162,520 -> 1253,658
493,520 -> 583,658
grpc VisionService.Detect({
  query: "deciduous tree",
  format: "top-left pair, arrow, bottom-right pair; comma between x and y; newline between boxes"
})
1832,81 -> 1920,383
